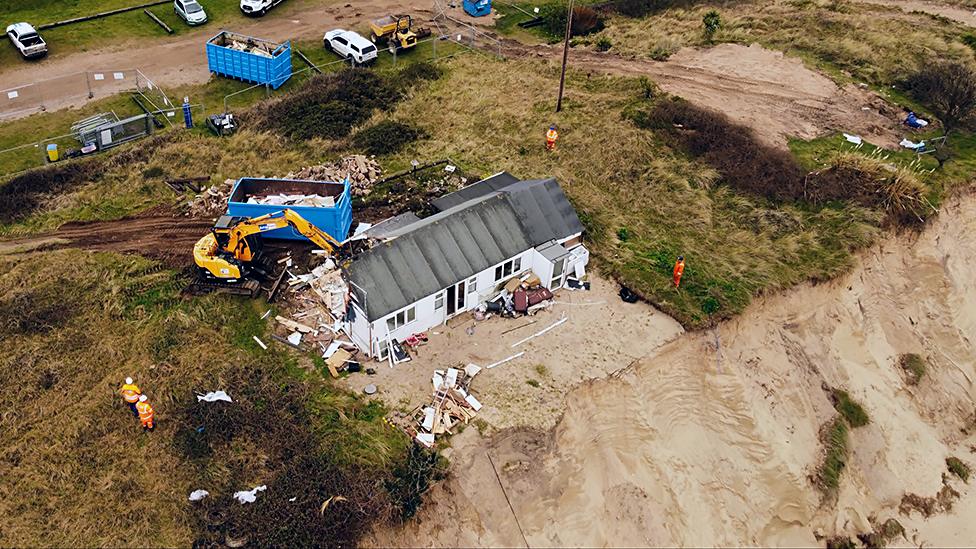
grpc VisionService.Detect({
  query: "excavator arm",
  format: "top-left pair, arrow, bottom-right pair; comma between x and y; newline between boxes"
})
194,209 -> 343,282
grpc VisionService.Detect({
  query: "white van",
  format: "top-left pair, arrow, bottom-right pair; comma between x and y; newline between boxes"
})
323,29 -> 378,66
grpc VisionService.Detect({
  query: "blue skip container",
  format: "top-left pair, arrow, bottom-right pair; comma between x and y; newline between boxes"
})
227,177 -> 353,241
206,31 -> 292,89
463,0 -> 492,17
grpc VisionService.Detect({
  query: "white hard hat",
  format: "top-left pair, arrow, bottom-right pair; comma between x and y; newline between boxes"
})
138,395 -> 148,402
125,377 -> 133,384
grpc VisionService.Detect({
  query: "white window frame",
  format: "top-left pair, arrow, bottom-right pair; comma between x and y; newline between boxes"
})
385,305 -> 416,333
434,292 -> 445,310
467,277 -> 477,294
493,256 -> 523,282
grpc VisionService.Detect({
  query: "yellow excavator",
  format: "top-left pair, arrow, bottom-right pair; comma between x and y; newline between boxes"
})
190,209 -> 342,297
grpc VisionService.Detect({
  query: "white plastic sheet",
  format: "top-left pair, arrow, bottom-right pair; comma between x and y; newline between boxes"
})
233,485 -> 267,504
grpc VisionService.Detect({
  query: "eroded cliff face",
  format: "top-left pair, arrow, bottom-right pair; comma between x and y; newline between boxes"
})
370,194 -> 976,548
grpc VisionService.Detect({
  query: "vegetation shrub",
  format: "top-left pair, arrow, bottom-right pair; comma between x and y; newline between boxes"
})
807,153 -> 929,226
393,61 -> 445,88
817,417 -> 850,492
386,444 -> 447,519
830,388 -> 870,428
946,457 -> 970,482
613,0 -> 708,17
178,365 -> 425,547
256,70 -> 398,140
352,120 -> 428,155
904,61 -> 976,134
0,162 -> 95,223
596,36 -> 613,51
0,286 -> 78,335
540,4 -> 604,38
632,98 -> 806,202
898,353 -> 927,385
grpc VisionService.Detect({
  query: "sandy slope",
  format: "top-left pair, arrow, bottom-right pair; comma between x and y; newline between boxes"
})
373,193 -> 976,547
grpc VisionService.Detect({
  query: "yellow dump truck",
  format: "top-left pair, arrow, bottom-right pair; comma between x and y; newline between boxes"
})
368,14 -> 423,52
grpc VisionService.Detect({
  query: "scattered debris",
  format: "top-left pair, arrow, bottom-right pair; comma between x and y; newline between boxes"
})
233,485 -> 267,504
320,495 -> 348,516
247,193 -> 335,207
284,155 -> 382,197
619,286 -> 639,303
405,365 -> 485,448
843,133 -> 863,145
196,391 -> 233,403
185,178 -> 235,217
252,336 -> 268,350
511,315 -> 568,348
364,384 -> 377,395
188,489 -> 210,502
485,352 -> 525,369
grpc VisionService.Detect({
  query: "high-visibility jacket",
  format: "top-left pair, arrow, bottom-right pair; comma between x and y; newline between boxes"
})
136,400 -> 155,425
120,383 -> 141,404
546,129 -> 559,142
673,260 -> 685,278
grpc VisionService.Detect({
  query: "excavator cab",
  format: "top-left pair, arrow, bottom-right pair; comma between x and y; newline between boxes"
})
212,215 -> 264,263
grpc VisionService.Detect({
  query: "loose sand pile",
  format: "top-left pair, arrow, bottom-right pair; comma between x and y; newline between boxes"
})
369,194 -> 976,547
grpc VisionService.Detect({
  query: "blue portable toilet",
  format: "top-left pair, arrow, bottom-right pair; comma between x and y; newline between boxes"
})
463,0 -> 491,17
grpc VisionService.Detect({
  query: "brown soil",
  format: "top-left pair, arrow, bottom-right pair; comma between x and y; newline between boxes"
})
0,214 -> 212,268
497,38 -> 904,149
857,0 -> 976,27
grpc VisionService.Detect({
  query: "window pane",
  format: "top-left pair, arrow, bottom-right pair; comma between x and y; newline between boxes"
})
435,295 -> 444,309
503,262 -> 512,277
468,277 -> 476,293
397,311 -> 405,326
514,257 -> 521,272
386,318 -> 396,332
495,266 -> 502,280
407,307 -> 415,323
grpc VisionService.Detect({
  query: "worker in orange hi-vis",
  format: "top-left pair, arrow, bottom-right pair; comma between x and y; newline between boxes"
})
136,395 -> 155,432
119,377 -> 141,418
673,255 -> 685,288
546,124 -> 559,151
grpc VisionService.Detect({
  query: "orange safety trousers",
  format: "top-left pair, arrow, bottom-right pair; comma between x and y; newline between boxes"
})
136,401 -> 155,428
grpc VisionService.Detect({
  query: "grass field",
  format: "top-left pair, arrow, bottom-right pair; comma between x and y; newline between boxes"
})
0,0 -> 323,66
0,249 -> 419,546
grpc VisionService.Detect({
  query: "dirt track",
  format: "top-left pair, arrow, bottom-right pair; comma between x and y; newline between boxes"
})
0,215 -> 212,267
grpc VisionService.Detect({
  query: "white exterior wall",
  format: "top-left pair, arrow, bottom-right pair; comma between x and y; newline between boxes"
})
351,237 -> 587,358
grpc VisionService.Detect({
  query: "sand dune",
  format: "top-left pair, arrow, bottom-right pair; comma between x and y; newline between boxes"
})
375,194 -> 976,547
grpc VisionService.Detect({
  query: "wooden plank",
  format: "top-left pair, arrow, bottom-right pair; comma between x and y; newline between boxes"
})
38,0 -> 171,30
143,9 -> 174,34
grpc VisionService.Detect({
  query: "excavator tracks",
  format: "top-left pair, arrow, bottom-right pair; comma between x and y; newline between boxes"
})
184,278 -> 262,298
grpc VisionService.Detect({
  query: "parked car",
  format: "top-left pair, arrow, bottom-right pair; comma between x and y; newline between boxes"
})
174,0 -> 208,25
323,29 -> 377,65
239,0 -> 286,16
6,22 -> 47,59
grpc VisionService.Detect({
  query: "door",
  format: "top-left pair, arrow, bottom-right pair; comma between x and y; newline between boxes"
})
445,280 -> 466,317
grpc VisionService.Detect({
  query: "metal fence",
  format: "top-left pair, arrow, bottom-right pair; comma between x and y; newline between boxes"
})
0,69 -> 156,120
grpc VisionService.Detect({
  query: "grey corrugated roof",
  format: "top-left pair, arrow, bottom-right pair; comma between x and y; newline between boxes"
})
363,212 -> 421,240
346,176 -> 583,322
430,171 -> 520,212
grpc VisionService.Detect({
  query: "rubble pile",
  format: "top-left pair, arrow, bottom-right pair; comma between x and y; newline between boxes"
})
285,155 -> 381,197
246,193 -> 335,207
476,271 -> 556,320
410,364 -> 483,448
272,256 -> 360,378
186,178 -> 234,217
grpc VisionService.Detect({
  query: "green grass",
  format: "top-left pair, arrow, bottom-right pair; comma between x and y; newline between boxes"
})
0,0 -> 322,67
831,388 -> 870,428
0,248 -> 419,546
898,353 -> 927,385
526,378 -> 541,388
947,456 -> 971,482
817,417 -> 850,492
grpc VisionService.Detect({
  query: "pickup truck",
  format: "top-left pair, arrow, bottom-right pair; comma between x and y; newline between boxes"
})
239,0 -> 285,16
6,23 -> 48,59
323,29 -> 377,66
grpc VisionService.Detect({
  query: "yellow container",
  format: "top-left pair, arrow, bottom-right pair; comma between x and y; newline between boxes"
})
46,144 -> 58,162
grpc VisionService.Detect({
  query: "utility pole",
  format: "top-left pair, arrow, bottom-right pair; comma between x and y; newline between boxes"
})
555,0 -> 574,112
